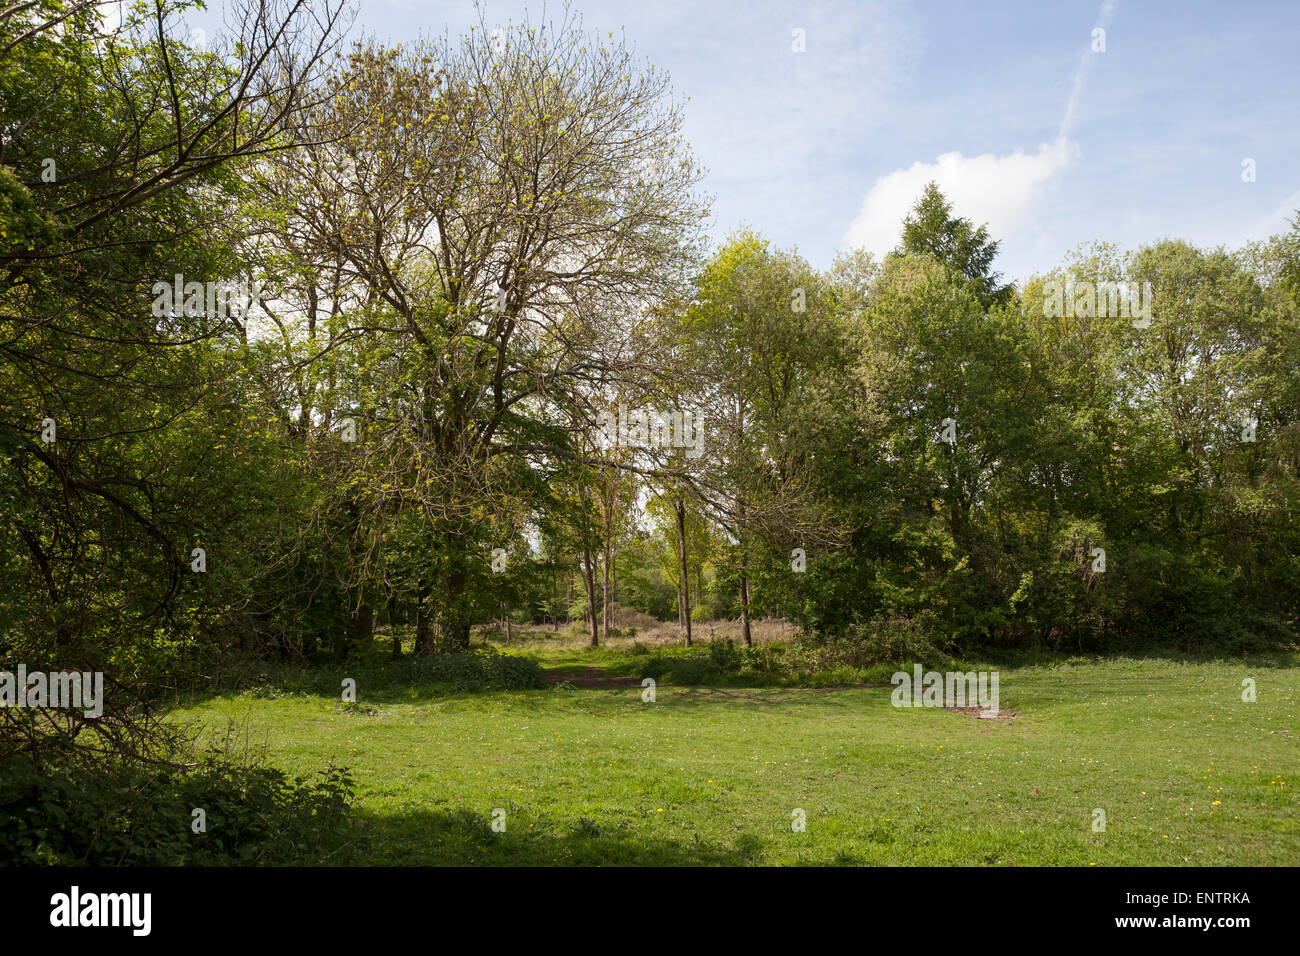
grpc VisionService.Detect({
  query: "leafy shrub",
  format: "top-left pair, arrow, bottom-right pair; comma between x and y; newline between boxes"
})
708,637 -> 742,670
0,754 -> 354,866
627,627 -> 969,688
376,648 -> 547,691
843,612 -> 953,667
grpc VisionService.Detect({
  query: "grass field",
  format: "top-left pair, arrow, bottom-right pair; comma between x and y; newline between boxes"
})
172,645 -> 1299,865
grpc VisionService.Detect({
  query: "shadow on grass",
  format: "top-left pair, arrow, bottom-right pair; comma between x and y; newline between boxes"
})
168,643 -> 1295,719
166,654 -> 900,716
168,683 -> 521,713
165,649 -> 551,712
332,806 -> 757,866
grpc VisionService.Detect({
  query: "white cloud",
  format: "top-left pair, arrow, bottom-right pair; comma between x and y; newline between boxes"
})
842,138 -> 1076,258
842,0 -> 1116,261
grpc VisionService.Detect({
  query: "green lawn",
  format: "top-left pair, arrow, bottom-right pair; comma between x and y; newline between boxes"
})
172,655 -> 1298,865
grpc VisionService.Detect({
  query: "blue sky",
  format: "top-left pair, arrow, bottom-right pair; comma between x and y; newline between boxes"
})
194,0 -> 1300,282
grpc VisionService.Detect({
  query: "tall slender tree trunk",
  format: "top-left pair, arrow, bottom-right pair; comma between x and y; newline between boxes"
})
601,542 -> 612,642
676,496 -> 692,646
740,569 -> 753,647
582,544 -> 599,646
737,495 -> 753,645
552,566 -> 561,630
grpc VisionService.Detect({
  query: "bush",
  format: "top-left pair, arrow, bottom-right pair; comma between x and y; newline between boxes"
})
625,626 -> 969,688
376,648 -> 548,691
0,754 -> 354,866
708,637 -> 741,670
843,612 -> 953,667
636,640 -> 792,686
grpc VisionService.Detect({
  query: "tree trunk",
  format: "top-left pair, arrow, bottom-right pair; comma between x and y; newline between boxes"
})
740,570 -> 752,647
415,580 -> 434,654
601,542 -> 612,643
352,602 -> 375,655
434,542 -> 472,651
582,544 -> 599,646
388,592 -> 401,657
676,496 -> 692,646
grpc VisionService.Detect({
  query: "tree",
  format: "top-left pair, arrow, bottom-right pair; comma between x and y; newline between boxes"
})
683,231 -> 843,643
253,11 -> 707,651
894,182 -> 1012,307
0,0 -> 349,761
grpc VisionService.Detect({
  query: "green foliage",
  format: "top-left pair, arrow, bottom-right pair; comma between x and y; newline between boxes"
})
627,635 -> 939,687
0,755 -> 354,866
894,181 -> 1013,306
781,199 -> 1300,655
3,0 -> 1297,799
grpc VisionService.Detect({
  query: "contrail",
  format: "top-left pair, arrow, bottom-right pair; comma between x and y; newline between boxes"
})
1057,0 -> 1119,144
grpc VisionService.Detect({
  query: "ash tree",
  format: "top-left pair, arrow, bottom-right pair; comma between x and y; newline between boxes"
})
252,7 -> 707,651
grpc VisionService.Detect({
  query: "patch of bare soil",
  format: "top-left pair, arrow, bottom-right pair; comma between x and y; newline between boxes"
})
944,704 -> 1019,722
